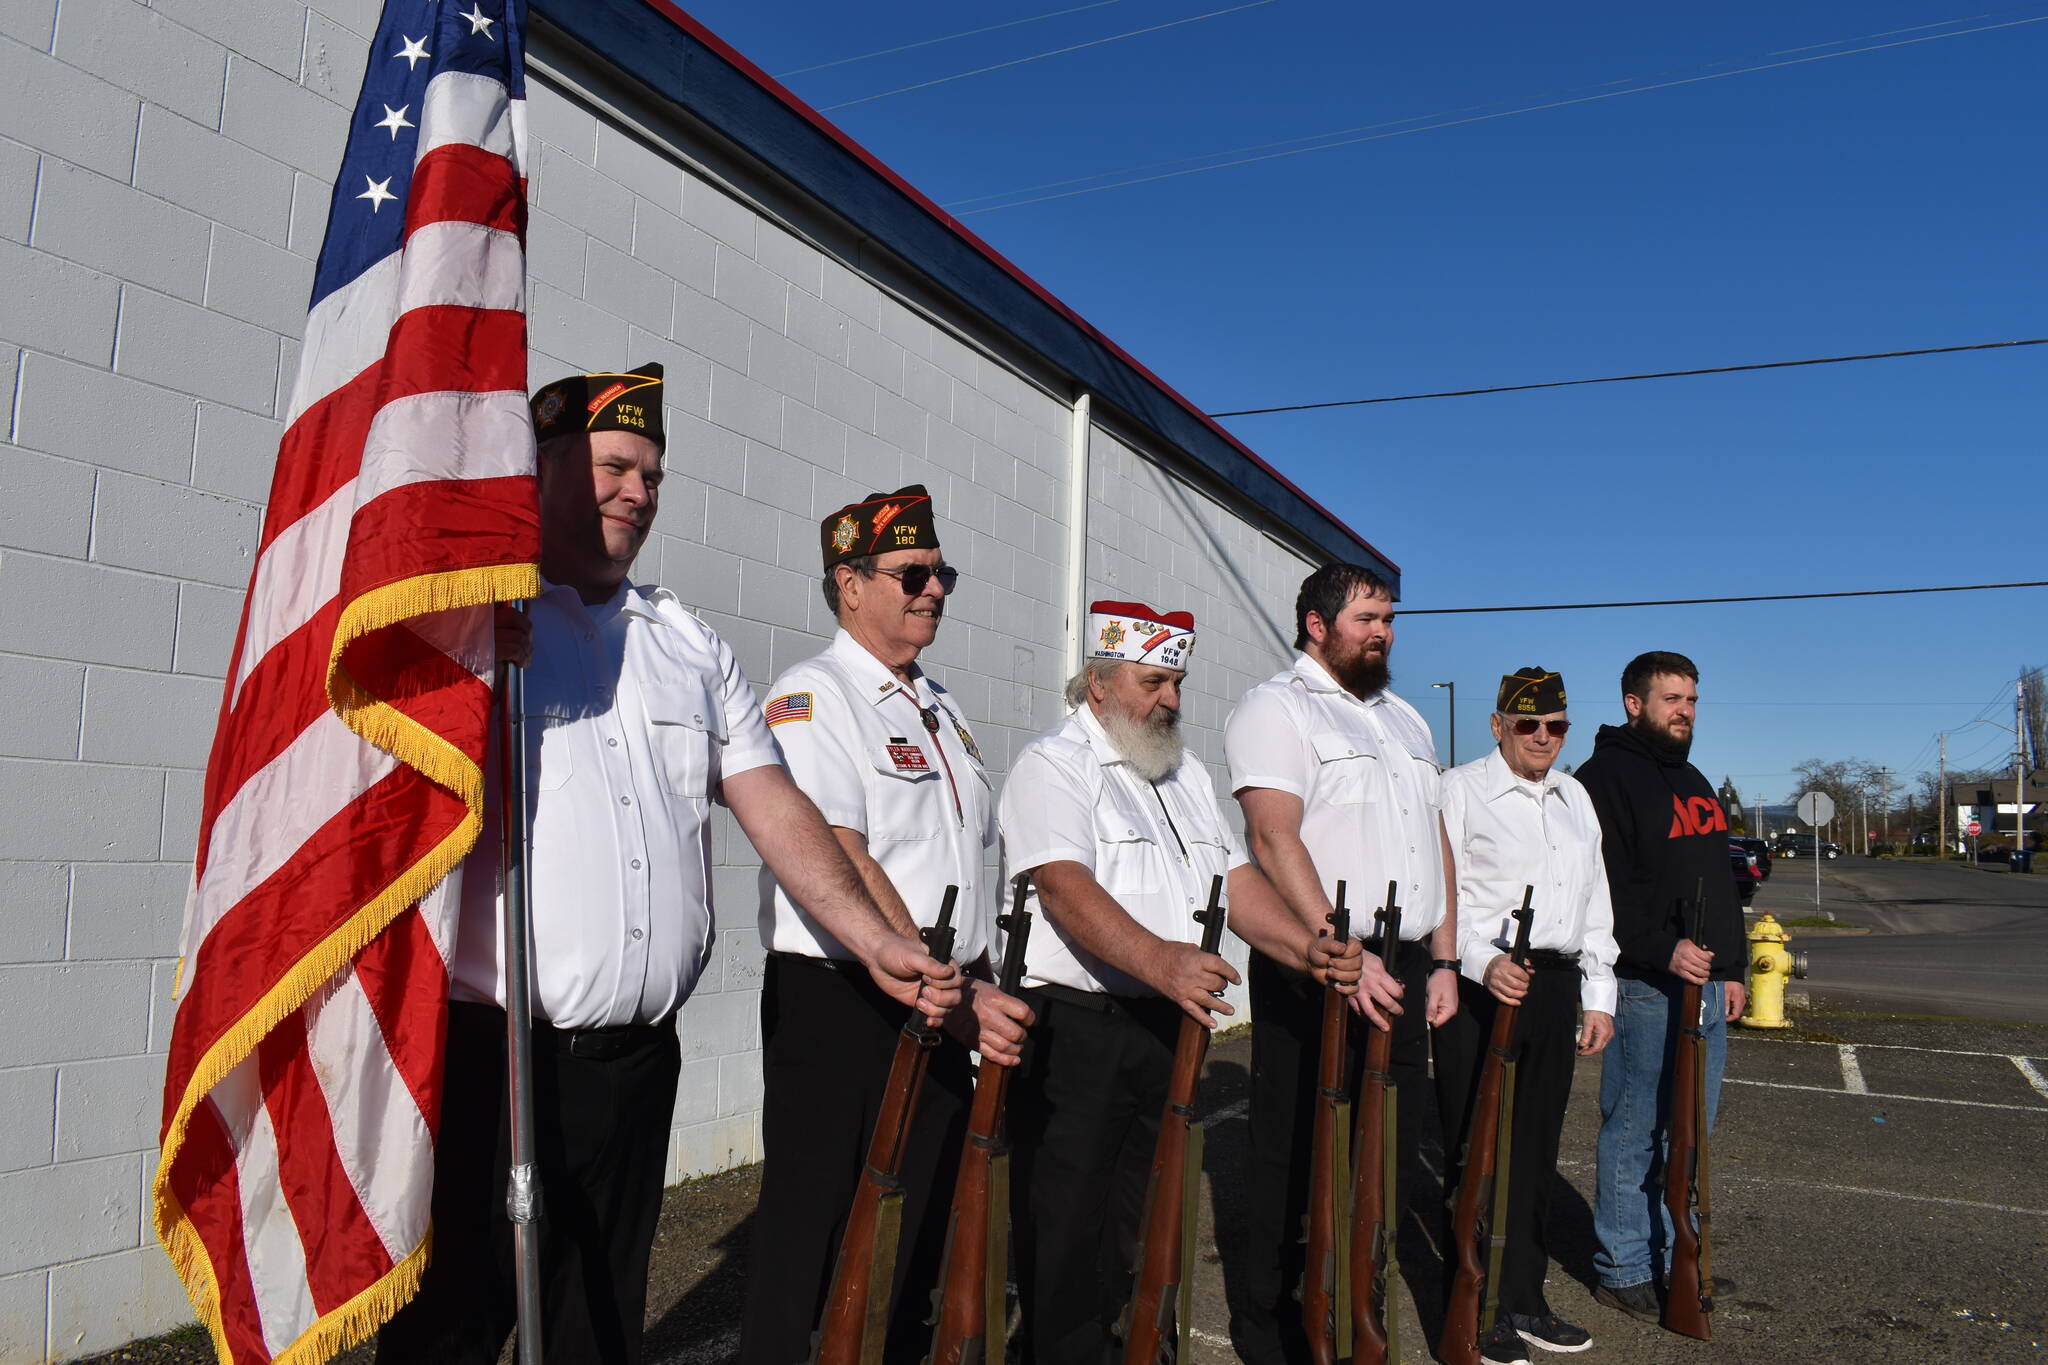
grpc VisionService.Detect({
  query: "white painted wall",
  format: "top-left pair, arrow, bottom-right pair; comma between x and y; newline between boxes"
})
0,5 -> 1332,1358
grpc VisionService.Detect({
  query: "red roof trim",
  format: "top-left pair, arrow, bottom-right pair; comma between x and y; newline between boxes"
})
634,0 -> 1398,576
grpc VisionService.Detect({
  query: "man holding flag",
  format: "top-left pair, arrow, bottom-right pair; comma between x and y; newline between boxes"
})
151,4 -> 957,1364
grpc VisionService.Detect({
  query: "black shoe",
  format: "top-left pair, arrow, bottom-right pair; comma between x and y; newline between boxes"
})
1480,1318 -> 1532,1365
1511,1311 -> 1593,1353
1592,1281 -> 1660,1323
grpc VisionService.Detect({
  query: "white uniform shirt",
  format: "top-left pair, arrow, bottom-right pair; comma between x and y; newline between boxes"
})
759,629 -> 994,965
1441,747 -> 1619,1014
452,580 -> 780,1029
999,706 -> 1248,995
1224,655 -> 1447,939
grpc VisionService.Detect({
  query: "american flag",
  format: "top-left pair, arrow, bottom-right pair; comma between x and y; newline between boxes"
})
152,4 -> 537,1362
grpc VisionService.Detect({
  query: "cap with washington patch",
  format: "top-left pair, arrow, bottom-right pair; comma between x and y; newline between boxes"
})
530,363 -> 665,450
820,485 -> 939,569
1088,600 -> 1196,670
1497,666 -> 1566,715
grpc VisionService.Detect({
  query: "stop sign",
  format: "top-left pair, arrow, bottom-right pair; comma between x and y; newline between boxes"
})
1968,820 -> 1982,836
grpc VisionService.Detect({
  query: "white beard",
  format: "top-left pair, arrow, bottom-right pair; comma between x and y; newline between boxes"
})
1100,707 -> 1183,783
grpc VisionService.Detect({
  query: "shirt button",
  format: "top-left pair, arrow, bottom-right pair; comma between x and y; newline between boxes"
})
693,713 -> 703,724
608,737 -> 619,748
631,859 -> 642,869
630,928 -> 644,940
620,795 -> 632,805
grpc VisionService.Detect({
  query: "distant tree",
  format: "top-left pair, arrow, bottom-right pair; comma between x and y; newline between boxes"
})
2025,664 -> 2045,773
1718,776 -> 1747,834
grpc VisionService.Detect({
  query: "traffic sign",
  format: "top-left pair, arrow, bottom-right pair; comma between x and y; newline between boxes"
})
1796,791 -> 1836,826
1967,820 -> 1982,837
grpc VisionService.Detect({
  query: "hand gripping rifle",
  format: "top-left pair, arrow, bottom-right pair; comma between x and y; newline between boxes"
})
815,886 -> 960,1365
1442,886 -> 1535,1365
1661,878 -> 1714,1341
1301,881 -> 1353,1365
926,877 -> 1035,1365
1346,881 -> 1403,1365
1121,874 -> 1228,1365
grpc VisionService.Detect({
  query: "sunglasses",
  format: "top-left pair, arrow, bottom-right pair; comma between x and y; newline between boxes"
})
871,563 -> 960,596
1509,718 -> 1571,737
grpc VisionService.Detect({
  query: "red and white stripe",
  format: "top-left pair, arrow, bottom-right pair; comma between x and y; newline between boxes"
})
155,56 -> 537,1365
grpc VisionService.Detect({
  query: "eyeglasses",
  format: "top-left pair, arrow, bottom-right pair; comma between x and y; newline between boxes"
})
871,564 -> 960,596
1509,718 -> 1571,737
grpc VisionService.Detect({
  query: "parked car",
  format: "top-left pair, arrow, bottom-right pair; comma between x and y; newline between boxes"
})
1773,832 -> 1841,859
1731,835 -> 1773,880
1730,845 -> 1761,904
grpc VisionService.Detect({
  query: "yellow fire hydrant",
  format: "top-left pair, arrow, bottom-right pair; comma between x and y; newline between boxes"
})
1740,912 -> 1807,1029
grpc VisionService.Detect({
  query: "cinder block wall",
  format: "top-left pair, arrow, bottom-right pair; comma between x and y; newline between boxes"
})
0,5 -> 1319,1358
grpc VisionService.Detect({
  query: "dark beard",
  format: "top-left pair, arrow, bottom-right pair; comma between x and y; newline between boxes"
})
1330,648 -> 1391,698
1631,714 -> 1692,762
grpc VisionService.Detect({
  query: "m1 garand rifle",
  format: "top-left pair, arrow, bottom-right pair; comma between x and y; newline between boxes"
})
1302,881 -> 1353,1365
1662,877 -> 1714,1341
1346,881 -> 1403,1365
926,876 -> 1035,1365
1441,886 -> 1535,1365
815,886 -> 960,1365
1121,874 -> 1228,1365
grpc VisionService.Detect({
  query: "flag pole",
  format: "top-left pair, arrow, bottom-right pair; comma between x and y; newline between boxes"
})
497,603 -> 545,1365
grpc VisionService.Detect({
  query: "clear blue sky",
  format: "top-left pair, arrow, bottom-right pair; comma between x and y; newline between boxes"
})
677,0 -> 2045,807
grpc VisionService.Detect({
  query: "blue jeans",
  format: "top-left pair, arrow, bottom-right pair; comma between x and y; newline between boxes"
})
1593,976 -> 1727,1290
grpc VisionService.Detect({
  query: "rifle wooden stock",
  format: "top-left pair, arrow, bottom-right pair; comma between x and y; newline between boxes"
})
927,879 -> 1035,1365
1301,883 -> 1353,1365
1346,882 -> 1403,1365
1662,881 -> 1714,1341
1442,887 -> 1535,1365
816,887 -> 960,1365
1120,875 -> 1228,1365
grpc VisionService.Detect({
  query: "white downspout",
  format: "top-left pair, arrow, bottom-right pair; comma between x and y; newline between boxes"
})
1063,391 -> 1093,681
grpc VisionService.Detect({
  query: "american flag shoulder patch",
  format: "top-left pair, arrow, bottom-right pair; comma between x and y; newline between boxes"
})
765,692 -> 814,726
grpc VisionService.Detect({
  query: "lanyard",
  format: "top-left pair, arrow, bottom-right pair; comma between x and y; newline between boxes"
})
892,686 -> 964,826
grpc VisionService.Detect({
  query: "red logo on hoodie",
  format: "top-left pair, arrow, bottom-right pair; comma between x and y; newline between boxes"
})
1669,794 -> 1728,838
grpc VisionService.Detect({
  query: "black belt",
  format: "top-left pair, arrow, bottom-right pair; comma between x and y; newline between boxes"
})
449,1001 -> 673,1061
1355,938 -> 1431,964
1025,982 -> 1178,1016
1523,948 -> 1582,972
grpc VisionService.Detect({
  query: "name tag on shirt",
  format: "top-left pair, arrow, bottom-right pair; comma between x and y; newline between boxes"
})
886,743 -> 930,773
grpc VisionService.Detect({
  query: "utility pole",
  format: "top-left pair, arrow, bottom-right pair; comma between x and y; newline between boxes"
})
1875,765 -> 1892,848
1938,732 -> 1948,859
2018,675 -> 2030,861
1431,680 -> 1456,767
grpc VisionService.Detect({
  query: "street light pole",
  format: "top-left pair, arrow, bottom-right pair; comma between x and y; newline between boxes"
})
1431,681 -> 1456,767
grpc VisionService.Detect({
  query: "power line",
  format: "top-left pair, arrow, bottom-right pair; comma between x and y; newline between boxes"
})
1400,580 -> 2048,617
1206,338 -> 2047,416
948,8 -> 2048,213
819,0 -> 1278,111
776,0 -> 1127,78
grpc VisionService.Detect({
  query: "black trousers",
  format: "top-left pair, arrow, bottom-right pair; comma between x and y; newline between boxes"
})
377,1001 -> 681,1365
738,954 -> 972,1365
1433,968 -> 1580,1319
1232,943 -> 1438,1365
1007,985 -> 1186,1365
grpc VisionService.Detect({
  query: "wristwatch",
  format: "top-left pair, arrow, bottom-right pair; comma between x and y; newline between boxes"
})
1432,959 -> 1461,973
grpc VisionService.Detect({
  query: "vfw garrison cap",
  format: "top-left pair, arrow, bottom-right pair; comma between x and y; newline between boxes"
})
1089,600 -> 1196,670
1498,667 -> 1567,715
821,484 -> 939,569
531,363 -> 665,450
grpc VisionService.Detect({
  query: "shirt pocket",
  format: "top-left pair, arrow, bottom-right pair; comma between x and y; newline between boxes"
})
1310,732 -> 1378,805
1092,805 -> 1160,895
1404,750 -> 1444,809
521,697 -> 578,792
643,683 -> 724,798
868,741 -> 942,840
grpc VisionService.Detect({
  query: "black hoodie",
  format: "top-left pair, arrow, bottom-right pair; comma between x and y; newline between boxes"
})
1573,722 -> 1744,982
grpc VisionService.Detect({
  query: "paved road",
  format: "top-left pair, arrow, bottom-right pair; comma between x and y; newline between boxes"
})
1767,858 -> 2048,1023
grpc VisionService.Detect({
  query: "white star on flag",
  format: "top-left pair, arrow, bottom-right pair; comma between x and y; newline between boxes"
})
358,175 -> 397,211
374,104 -> 414,139
394,34 -> 430,68
460,4 -> 495,36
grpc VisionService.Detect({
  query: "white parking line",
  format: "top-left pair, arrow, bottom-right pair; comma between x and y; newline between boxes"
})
1838,1044 -> 1869,1094
1556,1160 -> 2048,1218
1724,1076 -> 2048,1112
2015,1056 -> 2048,1101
